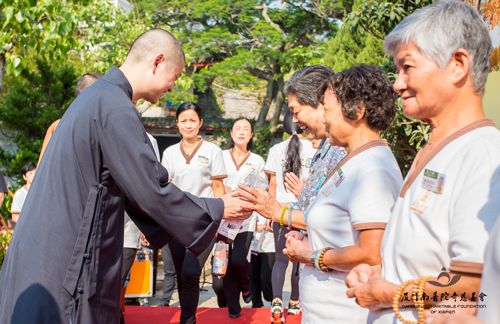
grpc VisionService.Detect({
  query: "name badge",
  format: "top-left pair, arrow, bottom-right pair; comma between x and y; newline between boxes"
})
197,155 -> 209,167
332,168 -> 344,187
422,169 -> 445,194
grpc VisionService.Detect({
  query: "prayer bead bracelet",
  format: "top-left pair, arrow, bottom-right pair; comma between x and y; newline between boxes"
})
413,276 -> 433,323
393,279 -> 416,324
314,247 -> 332,272
393,276 -> 433,324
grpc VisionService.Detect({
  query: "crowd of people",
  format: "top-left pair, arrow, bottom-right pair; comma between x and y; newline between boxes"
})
0,1 -> 499,324
239,2 -> 497,324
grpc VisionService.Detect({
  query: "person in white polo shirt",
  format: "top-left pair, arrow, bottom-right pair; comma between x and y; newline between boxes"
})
265,112 -> 316,322
250,213 -> 276,309
11,162 -> 37,227
161,102 -> 227,324
212,117 -> 266,318
281,64 -> 403,323
344,2 -> 500,324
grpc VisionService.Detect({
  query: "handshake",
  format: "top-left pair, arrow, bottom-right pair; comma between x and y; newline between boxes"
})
220,183 -> 280,221
219,171 -> 279,222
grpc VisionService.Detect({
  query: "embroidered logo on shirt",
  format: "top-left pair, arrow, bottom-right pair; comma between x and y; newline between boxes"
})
410,190 -> 431,215
321,181 -> 335,198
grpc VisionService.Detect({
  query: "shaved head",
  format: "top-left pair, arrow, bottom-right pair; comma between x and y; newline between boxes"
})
74,73 -> 100,97
126,29 -> 185,68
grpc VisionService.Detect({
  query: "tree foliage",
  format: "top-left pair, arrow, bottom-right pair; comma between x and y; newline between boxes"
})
342,0 -> 435,175
0,60 -> 78,179
324,21 -> 387,73
467,0 -> 500,31
0,0 -> 92,91
491,46 -> 500,72
345,0 -> 437,40
0,229 -> 13,270
144,0 -> 352,126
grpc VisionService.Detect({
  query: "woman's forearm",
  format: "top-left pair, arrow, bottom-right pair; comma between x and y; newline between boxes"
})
271,204 -> 306,231
322,244 -> 382,272
212,179 -> 225,198
11,212 -> 20,223
322,229 -> 385,271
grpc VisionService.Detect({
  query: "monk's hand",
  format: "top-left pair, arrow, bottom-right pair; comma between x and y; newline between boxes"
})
221,191 -> 254,220
236,184 -> 281,220
346,273 -> 397,312
284,172 -> 305,199
141,234 -> 150,247
283,231 -> 311,264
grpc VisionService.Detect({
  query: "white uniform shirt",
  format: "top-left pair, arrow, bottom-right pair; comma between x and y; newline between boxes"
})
371,119 -> 500,324
147,133 -> 160,161
162,139 -> 227,198
123,133 -> 160,249
264,138 -> 316,203
11,186 -> 28,213
301,140 -> 403,324
222,149 -> 266,232
254,214 -> 275,253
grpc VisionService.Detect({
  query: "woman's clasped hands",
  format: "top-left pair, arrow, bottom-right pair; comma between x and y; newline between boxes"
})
345,264 -> 398,311
282,231 -> 312,264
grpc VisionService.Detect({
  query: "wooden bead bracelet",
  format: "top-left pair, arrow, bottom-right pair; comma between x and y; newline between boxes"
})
314,247 -> 332,272
393,276 -> 433,324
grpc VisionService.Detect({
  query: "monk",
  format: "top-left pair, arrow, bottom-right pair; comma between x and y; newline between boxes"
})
0,29 -> 252,324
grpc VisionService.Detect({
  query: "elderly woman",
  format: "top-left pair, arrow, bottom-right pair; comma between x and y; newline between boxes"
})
345,1 -> 500,324
273,64 -> 402,323
242,65 -> 346,235
260,65 -> 347,322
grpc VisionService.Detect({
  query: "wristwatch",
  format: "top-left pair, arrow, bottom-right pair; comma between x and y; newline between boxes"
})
310,250 -> 318,267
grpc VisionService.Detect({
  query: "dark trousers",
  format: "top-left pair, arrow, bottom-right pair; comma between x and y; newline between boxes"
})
121,248 -> 138,288
212,232 -> 254,315
272,222 -> 299,301
250,252 -> 275,308
160,243 -> 176,303
169,238 -> 214,324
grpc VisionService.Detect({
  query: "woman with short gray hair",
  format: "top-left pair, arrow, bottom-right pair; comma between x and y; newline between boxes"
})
345,1 -> 500,323
238,65 -> 347,322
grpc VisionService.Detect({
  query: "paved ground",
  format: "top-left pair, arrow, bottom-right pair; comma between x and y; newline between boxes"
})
128,259 -> 294,309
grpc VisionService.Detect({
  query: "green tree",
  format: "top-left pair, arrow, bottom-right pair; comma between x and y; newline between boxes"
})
147,0 -> 353,126
0,0 -> 84,92
345,0 -> 437,40
324,21 -> 387,72
0,60 -> 78,180
325,0 -> 388,72
341,0 -> 436,175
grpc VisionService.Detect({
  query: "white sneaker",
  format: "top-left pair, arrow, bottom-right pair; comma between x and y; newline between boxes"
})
287,301 -> 301,315
271,299 -> 285,323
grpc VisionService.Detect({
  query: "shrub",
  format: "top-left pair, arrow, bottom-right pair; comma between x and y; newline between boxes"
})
0,230 -> 13,270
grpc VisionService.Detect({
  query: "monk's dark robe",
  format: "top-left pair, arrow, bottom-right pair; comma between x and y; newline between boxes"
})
0,66 -> 223,324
